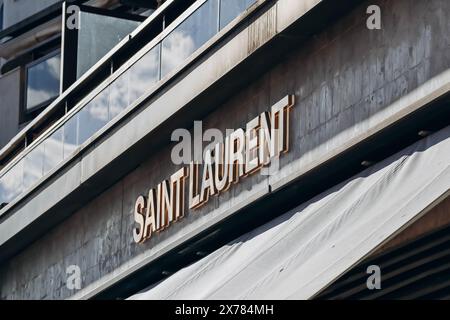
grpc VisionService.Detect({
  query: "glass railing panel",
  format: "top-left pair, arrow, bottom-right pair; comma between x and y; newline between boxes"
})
109,70 -> 130,120
129,43 -> 161,103
77,11 -> 141,79
161,0 -> 220,78
77,87 -> 110,145
43,127 -> 64,175
63,114 -> 79,159
219,0 -> 257,30
0,160 -> 24,207
23,144 -> 44,190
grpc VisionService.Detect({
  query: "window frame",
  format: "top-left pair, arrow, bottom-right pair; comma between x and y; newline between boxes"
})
22,50 -> 61,122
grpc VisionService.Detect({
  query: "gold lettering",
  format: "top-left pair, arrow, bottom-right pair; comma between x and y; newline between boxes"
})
214,139 -> 230,192
189,161 -> 201,209
271,95 -> 295,154
259,111 -> 273,166
144,188 -> 158,239
245,116 -> 261,174
160,180 -> 172,229
134,95 -> 295,244
133,195 -> 146,243
199,149 -> 217,205
229,128 -> 246,183
171,167 -> 187,221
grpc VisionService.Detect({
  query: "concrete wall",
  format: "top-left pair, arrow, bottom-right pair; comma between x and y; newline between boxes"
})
1,0 -> 450,299
0,68 -> 20,150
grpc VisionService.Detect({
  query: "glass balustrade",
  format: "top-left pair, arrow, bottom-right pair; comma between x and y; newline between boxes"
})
219,0 -> 256,30
0,0 -> 257,209
43,127 -> 64,175
161,0 -> 219,78
128,43 -> 161,106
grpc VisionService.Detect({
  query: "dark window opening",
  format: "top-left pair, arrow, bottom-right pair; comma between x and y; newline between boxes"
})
22,51 -> 61,123
0,3 -> 4,32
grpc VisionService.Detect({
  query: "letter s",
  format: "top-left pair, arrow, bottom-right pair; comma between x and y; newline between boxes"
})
133,195 -> 146,243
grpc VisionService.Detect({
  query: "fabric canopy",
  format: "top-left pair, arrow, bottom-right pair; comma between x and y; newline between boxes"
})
130,126 -> 450,300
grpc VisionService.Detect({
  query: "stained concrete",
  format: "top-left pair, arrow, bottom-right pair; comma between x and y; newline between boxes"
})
0,68 -> 20,150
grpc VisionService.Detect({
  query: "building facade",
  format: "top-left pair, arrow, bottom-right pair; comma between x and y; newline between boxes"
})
0,0 -> 449,300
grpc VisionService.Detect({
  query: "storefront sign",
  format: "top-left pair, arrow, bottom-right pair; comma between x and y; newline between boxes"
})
133,95 -> 295,243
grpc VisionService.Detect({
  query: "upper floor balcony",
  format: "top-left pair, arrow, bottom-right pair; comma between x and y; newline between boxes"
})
0,0 -> 259,213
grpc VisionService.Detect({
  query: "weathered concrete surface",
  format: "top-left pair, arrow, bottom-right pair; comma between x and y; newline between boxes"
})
1,0 -> 450,299
0,68 -> 21,150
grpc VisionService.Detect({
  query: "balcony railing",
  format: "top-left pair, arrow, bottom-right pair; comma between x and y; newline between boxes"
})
0,0 -> 258,211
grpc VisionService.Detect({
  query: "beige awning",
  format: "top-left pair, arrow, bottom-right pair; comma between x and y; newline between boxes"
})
130,125 -> 450,300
